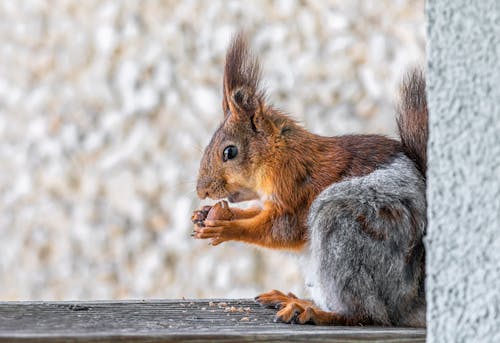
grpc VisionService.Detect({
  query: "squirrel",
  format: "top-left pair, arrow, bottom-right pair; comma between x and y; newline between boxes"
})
191,32 -> 427,327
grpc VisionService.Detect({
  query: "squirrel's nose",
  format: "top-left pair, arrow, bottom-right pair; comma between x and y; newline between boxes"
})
196,179 -> 210,199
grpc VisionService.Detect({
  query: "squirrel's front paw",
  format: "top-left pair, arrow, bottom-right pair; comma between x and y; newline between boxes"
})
192,201 -> 235,245
191,201 -> 234,225
191,205 -> 212,226
192,219 -> 236,246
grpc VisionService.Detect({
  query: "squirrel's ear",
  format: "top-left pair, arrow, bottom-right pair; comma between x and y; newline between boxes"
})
229,86 -> 274,134
231,86 -> 258,114
222,32 -> 266,121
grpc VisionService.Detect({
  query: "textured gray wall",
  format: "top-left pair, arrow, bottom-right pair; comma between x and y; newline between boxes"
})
426,0 -> 500,341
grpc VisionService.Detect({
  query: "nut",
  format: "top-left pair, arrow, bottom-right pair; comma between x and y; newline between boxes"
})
206,200 -> 233,221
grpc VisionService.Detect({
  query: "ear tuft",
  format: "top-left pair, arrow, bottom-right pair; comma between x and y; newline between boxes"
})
223,32 -> 265,115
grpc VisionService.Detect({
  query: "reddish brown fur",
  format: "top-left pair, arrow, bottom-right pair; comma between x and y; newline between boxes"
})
250,111 -> 401,248
261,110 -> 403,214
193,33 -> 402,251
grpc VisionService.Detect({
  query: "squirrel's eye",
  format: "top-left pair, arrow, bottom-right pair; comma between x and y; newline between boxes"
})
223,145 -> 238,162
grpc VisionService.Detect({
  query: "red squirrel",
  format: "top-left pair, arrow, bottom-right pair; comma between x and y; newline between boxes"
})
192,33 -> 427,327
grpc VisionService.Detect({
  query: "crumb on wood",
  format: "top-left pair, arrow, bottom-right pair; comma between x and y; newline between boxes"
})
240,317 -> 250,322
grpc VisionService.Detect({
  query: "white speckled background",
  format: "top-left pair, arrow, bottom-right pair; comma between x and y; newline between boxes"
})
0,0 -> 424,300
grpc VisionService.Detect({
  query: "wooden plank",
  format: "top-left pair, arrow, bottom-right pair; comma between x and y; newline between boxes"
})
0,299 -> 426,342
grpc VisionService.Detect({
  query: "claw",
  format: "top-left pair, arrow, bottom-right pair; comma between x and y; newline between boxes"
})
191,205 -> 213,225
254,289 -> 326,325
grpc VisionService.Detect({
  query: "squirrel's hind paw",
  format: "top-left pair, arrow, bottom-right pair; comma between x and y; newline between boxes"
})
281,305 -> 338,325
255,289 -> 309,308
255,289 -> 338,325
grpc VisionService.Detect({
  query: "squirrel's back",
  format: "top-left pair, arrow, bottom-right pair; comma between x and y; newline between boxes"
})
396,69 -> 428,178
302,70 -> 429,326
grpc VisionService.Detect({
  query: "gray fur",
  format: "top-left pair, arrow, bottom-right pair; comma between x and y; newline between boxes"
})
304,153 -> 426,327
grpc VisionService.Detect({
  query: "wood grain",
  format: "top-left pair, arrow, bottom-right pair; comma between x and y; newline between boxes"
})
0,299 -> 426,342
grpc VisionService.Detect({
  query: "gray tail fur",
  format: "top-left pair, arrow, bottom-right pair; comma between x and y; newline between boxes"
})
396,69 -> 428,178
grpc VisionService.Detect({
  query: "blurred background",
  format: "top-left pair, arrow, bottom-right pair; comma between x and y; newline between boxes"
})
0,0 -> 424,300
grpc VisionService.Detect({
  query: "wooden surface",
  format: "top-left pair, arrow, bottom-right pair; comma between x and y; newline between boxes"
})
0,299 -> 426,342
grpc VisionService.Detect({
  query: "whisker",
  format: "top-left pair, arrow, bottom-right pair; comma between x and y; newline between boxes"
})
181,189 -> 197,198
175,179 -> 197,185
168,180 -> 197,190
183,142 -> 205,154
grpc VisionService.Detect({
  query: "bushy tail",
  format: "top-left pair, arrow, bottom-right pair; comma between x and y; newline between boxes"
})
397,69 -> 428,178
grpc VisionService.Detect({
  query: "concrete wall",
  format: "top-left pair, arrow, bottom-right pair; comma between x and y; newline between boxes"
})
426,0 -> 500,341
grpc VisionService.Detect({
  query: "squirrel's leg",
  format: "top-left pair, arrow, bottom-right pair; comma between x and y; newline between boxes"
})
229,206 -> 261,219
192,204 -> 260,227
199,201 -> 305,249
192,204 -> 263,242
255,289 -> 363,325
195,203 -> 273,246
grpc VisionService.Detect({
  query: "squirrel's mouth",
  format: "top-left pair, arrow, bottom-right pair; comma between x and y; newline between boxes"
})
227,192 -> 243,203
227,190 -> 259,203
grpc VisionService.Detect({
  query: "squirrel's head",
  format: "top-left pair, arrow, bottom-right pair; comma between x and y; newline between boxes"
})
196,33 -> 281,203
